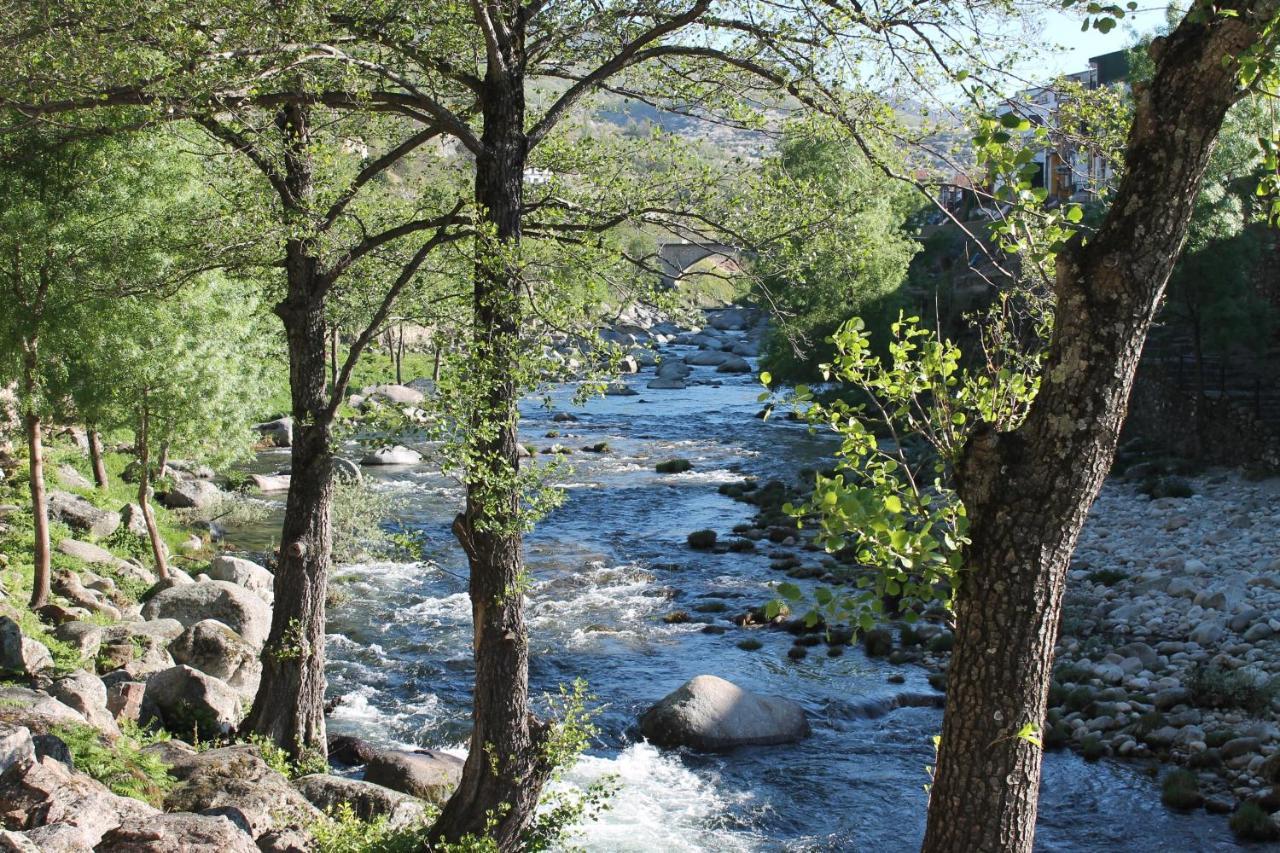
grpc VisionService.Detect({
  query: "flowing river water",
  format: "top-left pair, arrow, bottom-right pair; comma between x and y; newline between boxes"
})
227,322 -> 1246,852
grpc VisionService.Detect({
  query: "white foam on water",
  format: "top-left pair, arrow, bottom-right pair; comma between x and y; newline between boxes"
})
401,591 -> 472,622
553,742 -> 761,852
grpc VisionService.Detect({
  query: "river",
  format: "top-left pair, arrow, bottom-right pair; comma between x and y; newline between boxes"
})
227,319 -> 1247,852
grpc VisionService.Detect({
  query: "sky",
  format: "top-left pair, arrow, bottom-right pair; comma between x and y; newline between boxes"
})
1038,6 -> 1170,76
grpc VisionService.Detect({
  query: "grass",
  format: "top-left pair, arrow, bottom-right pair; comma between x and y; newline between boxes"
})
1187,663 -> 1280,714
52,721 -> 176,806
1230,802 -> 1280,842
1160,768 -> 1203,810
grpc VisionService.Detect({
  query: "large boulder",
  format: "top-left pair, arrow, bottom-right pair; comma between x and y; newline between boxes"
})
656,360 -> 692,380
206,556 -> 274,605
142,665 -> 243,737
360,445 -> 422,466
119,503 -> 150,538
253,417 -> 293,448
48,671 -> 118,737
51,570 -> 120,619
0,618 -> 52,678
96,812 -> 258,852
163,745 -> 321,839
707,308 -> 751,331
52,621 -> 104,662
362,749 -> 464,805
715,356 -> 752,374
47,490 -> 120,539
140,581 -> 271,650
0,686 -> 88,735
685,350 -> 730,367
56,539 -> 152,586
294,774 -> 427,827
157,479 -> 222,510
168,620 -> 261,702
0,749 -> 156,851
56,464 -> 93,491
364,384 -> 426,406
639,675 -> 810,750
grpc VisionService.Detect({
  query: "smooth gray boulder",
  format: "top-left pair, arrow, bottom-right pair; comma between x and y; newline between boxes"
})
56,464 -> 93,491
294,774 -> 426,827
140,581 -> 271,650
362,749 -> 464,804
640,675 -> 810,750
604,382 -> 638,396
47,490 -> 120,539
0,686 -> 88,735
647,378 -> 687,390
51,570 -> 120,619
656,360 -> 692,379
168,620 -> 261,702
157,479 -> 222,510
56,538 -> 152,586
685,350 -> 730,366
253,417 -> 293,448
715,356 -> 752,374
207,556 -> 275,605
142,665 -> 243,737
332,457 -> 362,483
163,745 -> 321,839
364,384 -> 425,405
0,618 -> 52,678
250,473 -> 290,493
360,445 -> 422,466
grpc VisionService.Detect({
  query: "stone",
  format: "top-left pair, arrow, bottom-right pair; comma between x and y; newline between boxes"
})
327,734 -> 380,767
253,417 -> 293,448
364,384 -> 425,405
207,556 -> 275,605
119,503 -> 150,538
647,378 -> 687,390
105,681 -> 146,724
56,538 -> 152,585
47,490 -> 120,538
1190,620 -> 1223,646
48,671 -> 118,737
0,686 -> 87,735
1167,577 -> 1198,599
0,726 -> 34,780
96,812 -> 259,852
1230,607 -> 1264,633
332,457 -> 362,483
51,570 -> 119,619
142,665 -> 243,737
140,581 -> 271,650
639,674 -> 811,750
604,382 -> 638,396
685,350 -> 730,366
360,445 -> 422,466
362,749 -> 464,804
0,754 -> 157,850
168,620 -> 261,701
163,745 -> 321,839
1221,736 -> 1263,760
656,360 -> 692,379
294,774 -> 427,827
0,617 -> 52,678
157,479 -> 222,510
715,356 -> 752,373
1244,622 -> 1274,642
56,464 -> 92,491
251,474 -> 291,492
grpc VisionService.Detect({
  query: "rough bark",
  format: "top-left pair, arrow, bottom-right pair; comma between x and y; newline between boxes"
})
23,348 -> 50,610
431,24 -> 553,850
921,7 -> 1276,852
241,105 -> 334,761
135,404 -> 169,580
86,428 -> 108,489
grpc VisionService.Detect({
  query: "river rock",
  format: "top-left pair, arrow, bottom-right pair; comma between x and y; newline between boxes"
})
647,378 -> 687,390
47,490 -> 120,539
361,445 -> 422,466
164,745 -> 320,840
207,556 -> 275,605
56,538 -> 151,585
715,356 -> 752,374
96,812 -> 259,852
362,749 -> 464,804
140,581 -> 271,650
685,350 -> 730,367
639,674 -> 811,750
158,479 -> 222,510
328,734 -> 380,767
56,464 -> 92,491
708,308 -> 750,331
143,665 -> 243,737
294,774 -> 426,827
48,671 -> 118,737
656,360 -> 692,379
604,382 -> 638,396
168,620 -> 261,702
0,617 -> 52,678
364,384 -> 425,405
253,417 -> 293,448
251,473 -> 291,493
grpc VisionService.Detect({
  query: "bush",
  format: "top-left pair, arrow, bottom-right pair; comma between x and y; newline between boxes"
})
1080,734 -> 1106,762
310,803 -> 437,853
686,530 -> 717,549
52,721 -> 175,806
862,628 -> 893,658
1230,802 -> 1280,842
1188,664 -> 1280,714
1161,768 -> 1203,810
655,459 -> 692,474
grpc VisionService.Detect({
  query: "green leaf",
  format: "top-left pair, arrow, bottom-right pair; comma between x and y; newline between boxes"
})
777,582 -> 802,601
883,494 -> 903,513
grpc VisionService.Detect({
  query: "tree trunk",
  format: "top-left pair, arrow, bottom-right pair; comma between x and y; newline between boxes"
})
432,341 -> 443,383
135,404 -> 169,580
432,37 -> 552,851
329,325 -> 338,392
156,440 -> 170,480
87,428 -> 108,489
20,344 -> 50,610
242,102 -> 332,761
921,10 -> 1271,852
395,323 -> 405,385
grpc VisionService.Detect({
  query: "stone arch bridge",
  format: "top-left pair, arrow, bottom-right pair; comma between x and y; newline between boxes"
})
656,241 -> 742,288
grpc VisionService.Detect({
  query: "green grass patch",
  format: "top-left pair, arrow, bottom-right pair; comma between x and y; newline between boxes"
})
52,721 -> 176,806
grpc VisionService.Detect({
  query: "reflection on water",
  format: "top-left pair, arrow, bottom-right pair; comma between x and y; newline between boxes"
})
225,337 -> 1246,852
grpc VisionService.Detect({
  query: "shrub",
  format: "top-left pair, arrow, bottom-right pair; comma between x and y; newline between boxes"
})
310,803 -> 437,853
1230,802 -> 1280,842
862,628 -> 893,658
1161,768 -> 1203,810
1080,734 -> 1106,762
1188,664 -> 1280,714
52,721 -> 175,806
686,530 -> 717,549
655,459 -> 692,474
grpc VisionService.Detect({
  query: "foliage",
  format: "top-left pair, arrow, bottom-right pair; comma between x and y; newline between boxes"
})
1160,768 -> 1202,810
52,721 -> 175,806
1230,801 -> 1280,841
329,479 -> 396,565
1187,663 -> 1279,713
245,733 -> 328,779
309,803 -> 437,853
